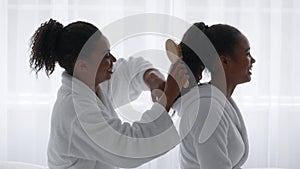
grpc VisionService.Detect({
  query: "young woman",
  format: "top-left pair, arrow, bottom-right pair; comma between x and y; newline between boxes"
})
173,22 -> 256,169
30,19 -> 188,169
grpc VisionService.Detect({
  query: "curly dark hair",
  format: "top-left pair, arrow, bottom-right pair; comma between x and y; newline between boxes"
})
30,19 -> 100,76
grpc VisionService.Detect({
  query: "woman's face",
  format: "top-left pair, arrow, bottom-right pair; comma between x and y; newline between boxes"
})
88,35 -> 116,85
225,34 -> 256,85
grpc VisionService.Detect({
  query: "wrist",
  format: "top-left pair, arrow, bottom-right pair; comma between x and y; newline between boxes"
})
144,69 -> 155,88
144,69 -> 165,92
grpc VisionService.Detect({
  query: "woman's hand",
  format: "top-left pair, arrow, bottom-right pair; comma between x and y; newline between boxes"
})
144,69 -> 166,102
158,60 -> 189,111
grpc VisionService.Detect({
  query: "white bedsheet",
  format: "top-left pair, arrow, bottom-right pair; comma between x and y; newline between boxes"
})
0,161 -> 48,169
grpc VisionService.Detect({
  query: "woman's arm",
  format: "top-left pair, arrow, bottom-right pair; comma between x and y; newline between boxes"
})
143,69 -> 165,102
69,101 -> 180,168
100,57 -> 160,108
64,59 -> 187,167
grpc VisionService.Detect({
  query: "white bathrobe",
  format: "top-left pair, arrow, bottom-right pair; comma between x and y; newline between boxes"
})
47,57 -> 179,169
173,84 -> 249,169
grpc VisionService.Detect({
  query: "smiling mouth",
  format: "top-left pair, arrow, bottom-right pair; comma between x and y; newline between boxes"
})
248,66 -> 253,74
107,68 -> 113,74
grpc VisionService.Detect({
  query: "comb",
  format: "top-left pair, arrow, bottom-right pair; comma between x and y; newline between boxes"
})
165,39 -> 189,88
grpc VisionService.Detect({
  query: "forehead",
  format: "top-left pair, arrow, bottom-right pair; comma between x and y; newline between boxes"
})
236,34 -> 250,50
230,34 -> 250,59
86,35 -> 110,62
93,35 -> 110,52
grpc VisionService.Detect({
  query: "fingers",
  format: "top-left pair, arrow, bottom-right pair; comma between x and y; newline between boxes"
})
151,89 -> 165,102
168,59 -> 189,90
156,60 -> 189,111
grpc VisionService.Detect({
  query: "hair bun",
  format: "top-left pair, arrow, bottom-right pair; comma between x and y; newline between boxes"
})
194,22 -> 209,31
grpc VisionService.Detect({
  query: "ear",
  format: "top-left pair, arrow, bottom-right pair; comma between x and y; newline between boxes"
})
74,59 -> 89,73
219,55 -> 230,70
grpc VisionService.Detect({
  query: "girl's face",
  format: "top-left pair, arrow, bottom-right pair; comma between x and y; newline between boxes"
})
225,34 -> 256,85
88,35 -> 116,86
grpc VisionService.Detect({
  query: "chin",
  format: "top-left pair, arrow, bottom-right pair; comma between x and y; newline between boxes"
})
106,74 -> 112,80
243,77 -> 251,83
247,76 -> 252,81
97,74 -> 112,83
237,77 -> 251,85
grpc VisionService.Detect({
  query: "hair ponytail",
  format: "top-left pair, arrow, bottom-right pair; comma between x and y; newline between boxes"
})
194,22 -> 209,32
30,18 -> 63,76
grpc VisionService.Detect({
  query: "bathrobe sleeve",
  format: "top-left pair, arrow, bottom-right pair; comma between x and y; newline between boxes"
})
100,56 -> 153,108
68,99 -> 179,168
193,98 -> 232,169
194,118 -> 232,169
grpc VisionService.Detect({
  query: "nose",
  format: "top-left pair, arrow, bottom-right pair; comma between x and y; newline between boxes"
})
251,57 -> 256,64
110,53 -> 117,63
250,54 -> 256,64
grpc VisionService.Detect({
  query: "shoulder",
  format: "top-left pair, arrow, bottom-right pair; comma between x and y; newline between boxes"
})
189,84 -> 230,143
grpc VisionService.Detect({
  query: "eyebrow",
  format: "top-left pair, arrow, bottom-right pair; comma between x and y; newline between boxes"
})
101,49 -> 110,54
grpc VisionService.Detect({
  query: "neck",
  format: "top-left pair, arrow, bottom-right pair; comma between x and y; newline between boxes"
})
210,74 -> 234,99
182,76 -> 200,95
226,83 -> 236,99
74,74 -> 97,93
174,77 -> 199,102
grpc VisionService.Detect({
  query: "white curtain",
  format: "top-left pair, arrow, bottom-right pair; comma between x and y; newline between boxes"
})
0,0 -> 300,168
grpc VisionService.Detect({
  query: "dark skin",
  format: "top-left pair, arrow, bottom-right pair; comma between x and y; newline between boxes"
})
176,35 -> 255,100
213,34 -> 255,99
143,67 -> 184,111
74,35 -> 188,112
